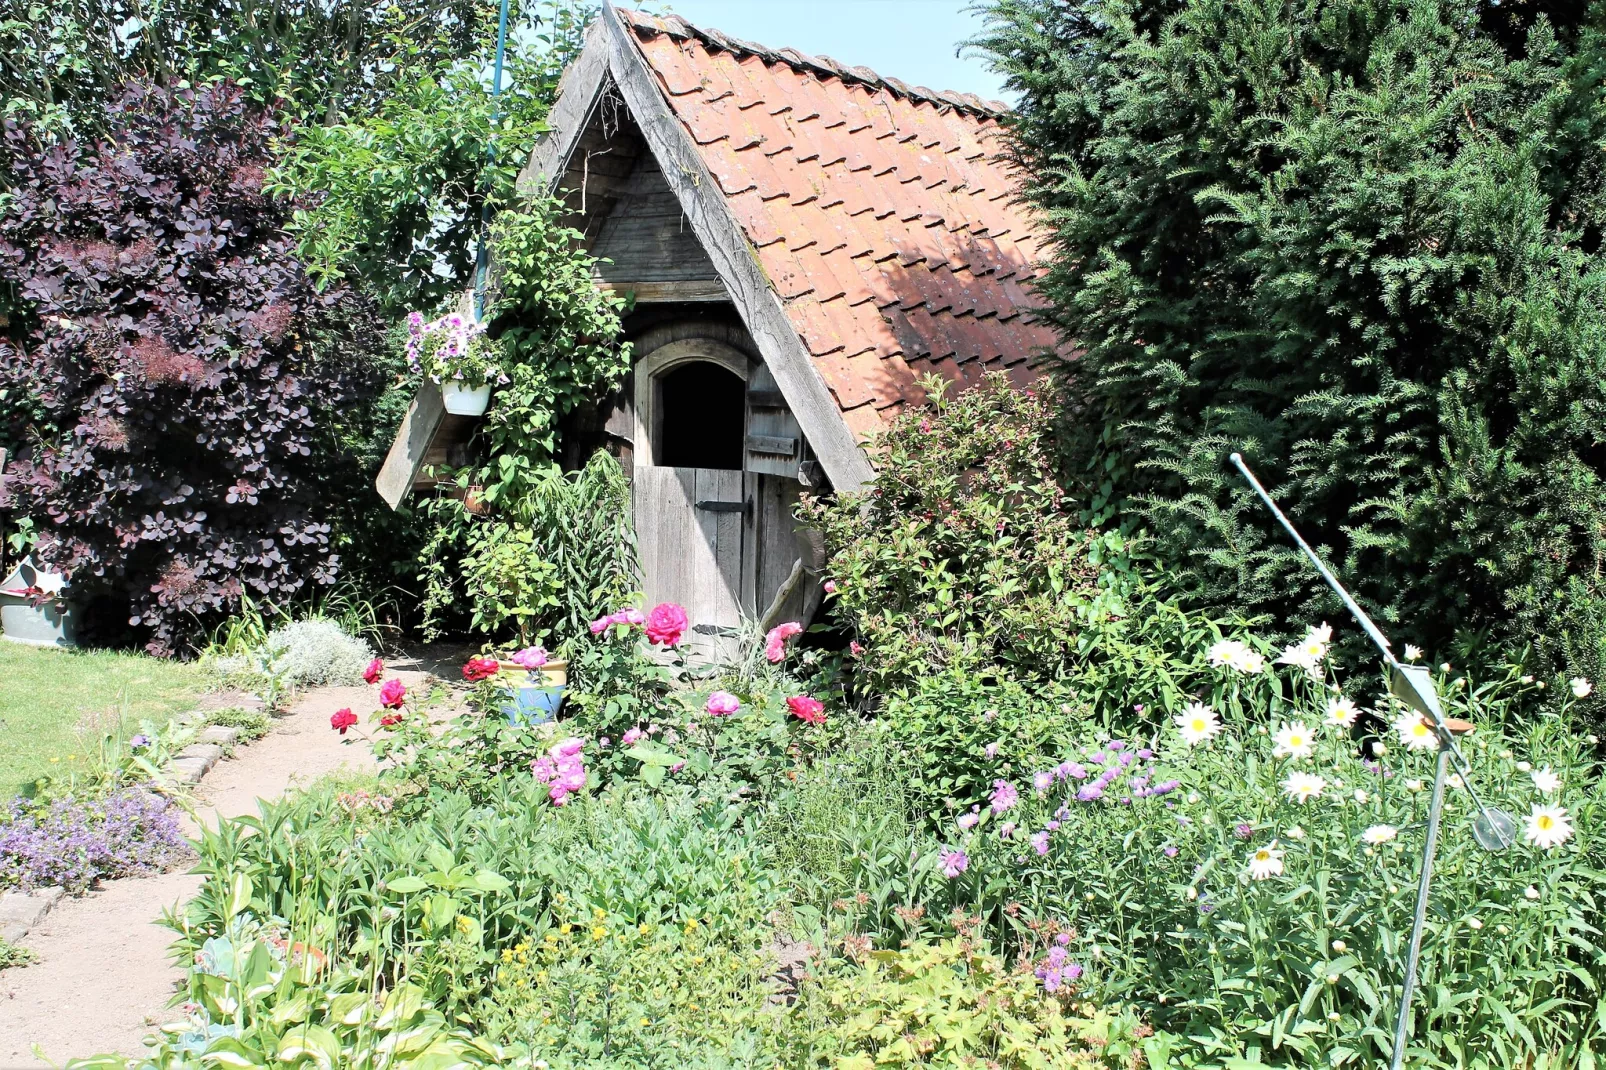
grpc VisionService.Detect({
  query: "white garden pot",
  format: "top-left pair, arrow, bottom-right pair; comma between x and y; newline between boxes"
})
0,556 -> 76,647
441,381 -> 492,416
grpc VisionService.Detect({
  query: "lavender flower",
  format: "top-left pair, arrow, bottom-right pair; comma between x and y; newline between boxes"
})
0,788 -> 187,893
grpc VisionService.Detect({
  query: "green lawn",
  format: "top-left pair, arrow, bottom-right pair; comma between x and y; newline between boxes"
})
0,643 -> 209,795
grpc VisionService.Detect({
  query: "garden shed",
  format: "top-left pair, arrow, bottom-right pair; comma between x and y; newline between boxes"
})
377,5 -> 1061,639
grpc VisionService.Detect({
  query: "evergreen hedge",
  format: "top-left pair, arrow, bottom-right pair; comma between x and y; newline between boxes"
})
978,0 -> 1606,697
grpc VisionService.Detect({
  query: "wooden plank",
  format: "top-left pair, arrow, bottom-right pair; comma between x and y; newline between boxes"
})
515,17 -> 615,200
697,468 -> 744,623
746,434 -> 796,457
596,280 -> 727,303
375,382 -> 445,508
744,363 -> 804,478
601,8 -> 878,494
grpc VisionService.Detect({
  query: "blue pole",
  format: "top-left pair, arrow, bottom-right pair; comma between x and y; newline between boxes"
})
473,0 -> 513,323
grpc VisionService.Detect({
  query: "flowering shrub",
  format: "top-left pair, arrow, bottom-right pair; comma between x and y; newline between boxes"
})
0,83 -> 384,654
801,937 -> 1136,1069
0,787 -> 188,892
803,373 -> 1262,719
930,646 -> 1606,1069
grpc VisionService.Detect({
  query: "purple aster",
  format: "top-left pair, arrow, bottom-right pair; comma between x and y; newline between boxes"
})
1030,830 -> 1050,855
990,779 -> 1019,813
939,849 -> 969,878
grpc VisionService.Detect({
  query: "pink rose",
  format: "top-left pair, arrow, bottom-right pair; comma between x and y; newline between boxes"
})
765,621 -> 803,663
850,641 -> 864,656
787,695 -> 826,725
549,737 -> 585,760
362,658 -> 383,684
644,603 -> 688,646
618,608 -> 646,626
588,615 -> 611,635
705,691 -> 741,717
330,708 -> 357,734
510,646 -> 548,669
379,679 -> 406,709
824,579 -> 838,594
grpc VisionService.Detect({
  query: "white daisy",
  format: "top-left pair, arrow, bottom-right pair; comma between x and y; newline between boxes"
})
1517,761 -> 1532,773
1362,824 -> 1397,845
1571,677 -> 1592,700
1174,702 -> 1223,747
1238,649 -> 1266,674
1324,696 -> 1360,729
1532,766 -> 1561,794
1281,771 -> 1326,802
1247,843 -> 1285,880
1394,712 -> 1440,752
1284,825 -> 1306,840
1272,721 -> 1316,760
1404,644 -> 1423,662
1353,789 -> 1368,804
1524,885 -> 1541,900
1524,804 -> 1573,850
1206,639 -> 1245,669
1277,643 -> 1321,672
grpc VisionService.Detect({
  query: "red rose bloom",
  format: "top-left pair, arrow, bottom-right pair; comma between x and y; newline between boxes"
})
644,602 -> 688,646
787,695 -> 826,725
363,657 -> 383,684
379,679 -> 407,709
379,712 -> 403,729
462,656 -> 500,682
330,708 -> 358,734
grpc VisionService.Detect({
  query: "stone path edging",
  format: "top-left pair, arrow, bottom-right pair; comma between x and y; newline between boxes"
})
1,691 -> 268,946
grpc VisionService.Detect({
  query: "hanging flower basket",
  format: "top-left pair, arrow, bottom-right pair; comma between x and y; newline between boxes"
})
442,381 -> 492,416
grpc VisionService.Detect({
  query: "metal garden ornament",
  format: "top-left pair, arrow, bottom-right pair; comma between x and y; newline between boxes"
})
1229,454 -> 1516,1070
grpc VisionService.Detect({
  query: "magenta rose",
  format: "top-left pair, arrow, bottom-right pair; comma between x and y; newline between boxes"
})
378,679 -> 406,709
644,602 -> 688,646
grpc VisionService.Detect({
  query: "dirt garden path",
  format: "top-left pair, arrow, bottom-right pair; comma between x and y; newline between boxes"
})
0,658 -> 456,1068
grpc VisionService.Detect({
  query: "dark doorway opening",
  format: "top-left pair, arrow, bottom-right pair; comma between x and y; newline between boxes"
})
658,361 -> 744,469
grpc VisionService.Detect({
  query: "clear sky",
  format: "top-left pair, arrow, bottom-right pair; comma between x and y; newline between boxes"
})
650,1 -> 1011,104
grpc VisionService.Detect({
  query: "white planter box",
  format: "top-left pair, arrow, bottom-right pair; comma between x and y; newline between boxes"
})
441,381 -> 492,416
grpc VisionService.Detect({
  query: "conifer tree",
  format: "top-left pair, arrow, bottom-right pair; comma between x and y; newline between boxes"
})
978,0 -> 1606,694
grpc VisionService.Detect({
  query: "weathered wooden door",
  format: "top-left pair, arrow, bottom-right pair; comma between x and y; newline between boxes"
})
634,466 -> 750,636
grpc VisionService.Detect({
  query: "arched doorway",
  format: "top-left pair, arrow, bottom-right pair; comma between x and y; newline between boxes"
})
632,341 -> 753,644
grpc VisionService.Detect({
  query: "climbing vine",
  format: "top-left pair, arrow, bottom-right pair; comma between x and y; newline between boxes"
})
416,196 -> 636,644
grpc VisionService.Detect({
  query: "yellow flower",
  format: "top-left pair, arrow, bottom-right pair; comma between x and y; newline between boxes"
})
593,907 -> 607,920
640,1018 -> 651,1028
684,918 -> 699,932
591,926 -> 608,941
638,923 -> 652,936
560,924 -> 573,935
455,916 -> 473,934
501,949 -> 514,962
544,933 -> 558,944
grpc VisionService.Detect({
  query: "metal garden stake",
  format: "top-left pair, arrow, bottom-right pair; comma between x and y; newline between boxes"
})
1228,454 -> 1516,1070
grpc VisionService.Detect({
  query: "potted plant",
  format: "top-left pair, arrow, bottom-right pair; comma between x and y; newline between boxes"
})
498,645 -> 568,726
1,552 -> 75,648
404,310 -> 506,416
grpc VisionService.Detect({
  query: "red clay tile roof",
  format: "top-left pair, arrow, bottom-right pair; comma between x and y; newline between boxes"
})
617,9 -> 1064,428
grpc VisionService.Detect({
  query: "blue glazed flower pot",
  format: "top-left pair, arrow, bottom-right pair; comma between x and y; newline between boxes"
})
503,682 -> 565,726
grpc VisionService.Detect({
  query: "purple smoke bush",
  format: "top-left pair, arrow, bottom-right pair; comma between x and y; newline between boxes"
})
0,788 -> 189,892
